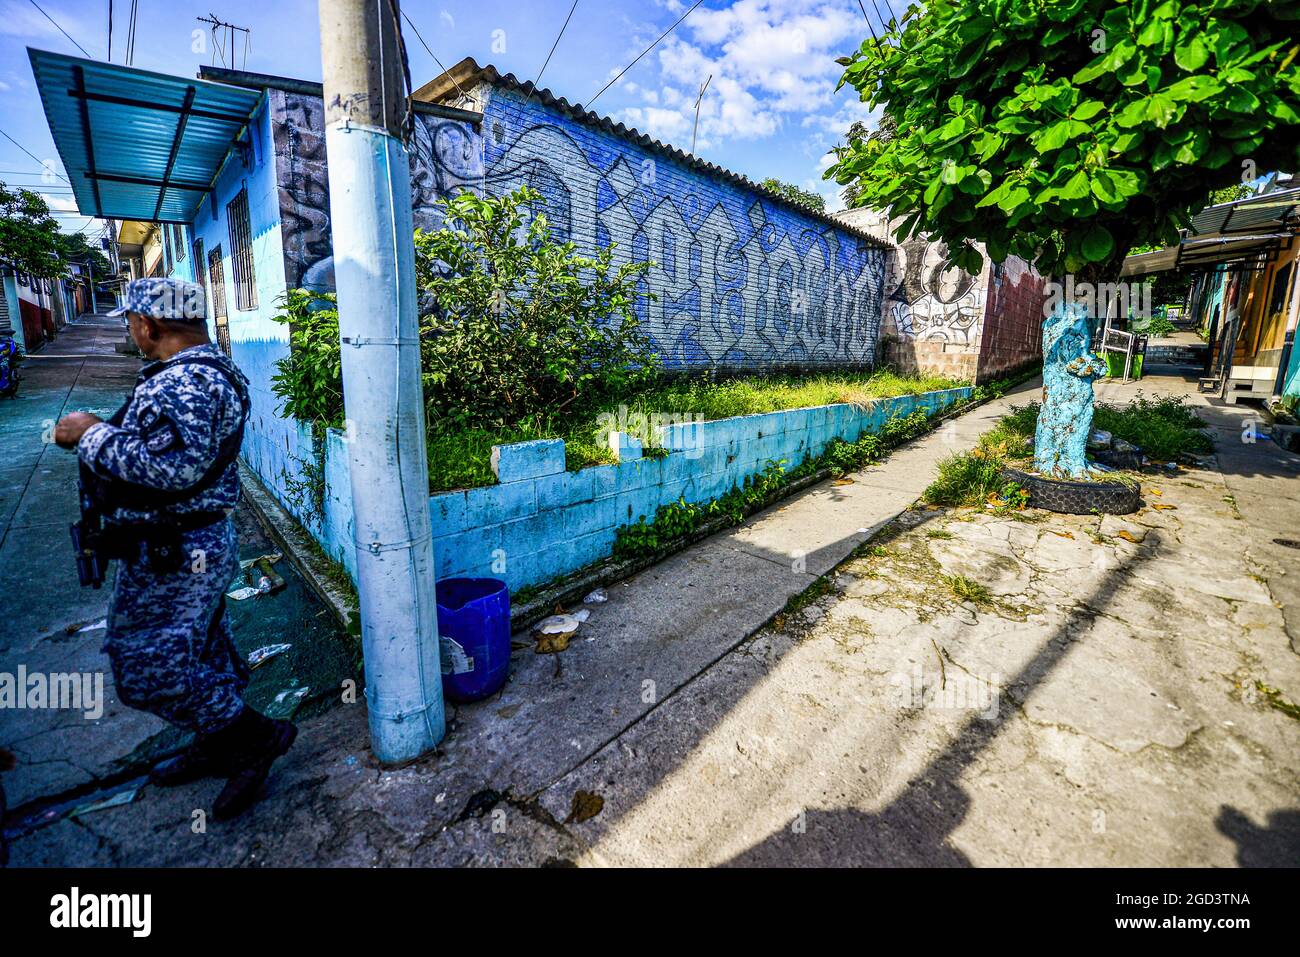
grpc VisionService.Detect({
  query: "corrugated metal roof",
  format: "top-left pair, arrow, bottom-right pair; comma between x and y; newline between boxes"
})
414,58 -> 891,250
28,48 -> 262,224
1121,187 -> 1300,276
1190,186 -> 1300,236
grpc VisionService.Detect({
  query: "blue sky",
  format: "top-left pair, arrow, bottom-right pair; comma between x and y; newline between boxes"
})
0,0 -> 886,237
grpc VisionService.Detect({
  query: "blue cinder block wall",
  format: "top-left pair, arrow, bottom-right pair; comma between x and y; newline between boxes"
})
310,388 -> 973,593
474,83 -> 888,370
219,71 -> 905,592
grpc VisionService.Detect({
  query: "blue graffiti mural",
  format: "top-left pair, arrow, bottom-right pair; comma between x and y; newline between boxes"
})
272,84 -> 886,370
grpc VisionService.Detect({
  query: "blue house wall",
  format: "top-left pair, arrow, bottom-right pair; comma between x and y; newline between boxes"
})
184,95 -> 317,541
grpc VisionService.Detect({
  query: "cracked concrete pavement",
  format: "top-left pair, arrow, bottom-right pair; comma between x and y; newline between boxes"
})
6,362 -> 1298,867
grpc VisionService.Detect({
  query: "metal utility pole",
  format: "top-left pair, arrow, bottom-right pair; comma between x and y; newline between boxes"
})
691,73 -> 711,156
318,0 -> 446,764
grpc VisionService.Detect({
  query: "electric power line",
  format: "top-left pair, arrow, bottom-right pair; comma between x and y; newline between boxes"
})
28,0 -> 93,58
399,8 -> 465,98
527,0 -> 579,103
588,0 -> 707,108
855,0 -> 881,45
0,128 -> 71,184
867,0 -> 894,35
125,0 -> 138,66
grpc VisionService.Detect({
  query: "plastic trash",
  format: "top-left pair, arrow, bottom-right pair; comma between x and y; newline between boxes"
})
436,578 -> 511,703
71,787 -> 139,817
1087,429 -> 1113,450
248,643 -> 292,669
266,684 -> 310,719
536,609 -> 590,635
244,557 -> 285,595
583,587 -> 608,604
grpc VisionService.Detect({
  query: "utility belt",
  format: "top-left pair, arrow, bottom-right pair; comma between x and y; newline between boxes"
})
74,510 -> 230,584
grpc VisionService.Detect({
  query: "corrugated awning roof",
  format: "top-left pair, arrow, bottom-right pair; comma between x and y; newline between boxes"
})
28,48 -> 262,224
1191,186 -> 1300,236
1120,187 -> 1300,277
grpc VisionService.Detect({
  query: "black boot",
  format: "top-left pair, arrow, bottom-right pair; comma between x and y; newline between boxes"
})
149,736 -> 233,787
212,708 -> 297,821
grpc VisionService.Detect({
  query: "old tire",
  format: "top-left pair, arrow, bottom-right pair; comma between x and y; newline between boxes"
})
1002,467 -> 1140,515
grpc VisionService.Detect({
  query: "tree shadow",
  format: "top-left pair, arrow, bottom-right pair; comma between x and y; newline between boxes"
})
723,539 -> 1158,866
1215,806 -> 1300,867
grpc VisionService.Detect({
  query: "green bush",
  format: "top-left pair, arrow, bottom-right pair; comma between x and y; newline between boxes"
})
414,186 -> 659,431
270,288 -> 344,431
1093,393 -> 1213,461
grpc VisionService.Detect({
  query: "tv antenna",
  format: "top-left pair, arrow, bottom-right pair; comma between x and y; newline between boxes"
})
691,73 -> 712,156
197,13 -> 250,70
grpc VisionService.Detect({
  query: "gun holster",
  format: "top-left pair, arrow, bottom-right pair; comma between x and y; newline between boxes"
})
70,516 -> 110,589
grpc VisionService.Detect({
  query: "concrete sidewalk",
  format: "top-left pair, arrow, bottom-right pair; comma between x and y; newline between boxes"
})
7,375 -> 1042,865
0,317 -> 355,831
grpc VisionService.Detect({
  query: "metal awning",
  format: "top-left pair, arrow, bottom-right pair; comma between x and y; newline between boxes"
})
1120,187 -> 1300,278
28,48 -> 263,224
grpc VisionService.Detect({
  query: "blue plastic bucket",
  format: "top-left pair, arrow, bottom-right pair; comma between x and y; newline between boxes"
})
435,577 -> 511,703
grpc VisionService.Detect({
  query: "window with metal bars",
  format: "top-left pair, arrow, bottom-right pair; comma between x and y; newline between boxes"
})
226,188 -> 258,311
208,245 -> 228,321
193,239 -> 205,286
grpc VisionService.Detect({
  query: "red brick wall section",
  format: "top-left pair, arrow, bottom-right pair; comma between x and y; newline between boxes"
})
977,258 -> 1045,383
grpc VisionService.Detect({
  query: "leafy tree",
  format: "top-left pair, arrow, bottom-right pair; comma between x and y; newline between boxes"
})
1,182 -> 113,282
827,0 -> 1300,282
54,231 -> 112,280
0,182 -> 63,277
760,177 -> 827,212
414,186 -> 658,430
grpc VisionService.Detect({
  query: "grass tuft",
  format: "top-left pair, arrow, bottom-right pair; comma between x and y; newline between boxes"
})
945,574 -> 993,606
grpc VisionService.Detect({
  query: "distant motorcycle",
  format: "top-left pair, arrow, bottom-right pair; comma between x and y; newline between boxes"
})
0,335 -> 21,398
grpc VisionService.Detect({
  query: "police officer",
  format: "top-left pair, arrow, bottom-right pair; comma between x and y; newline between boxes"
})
54,277 -> 296,821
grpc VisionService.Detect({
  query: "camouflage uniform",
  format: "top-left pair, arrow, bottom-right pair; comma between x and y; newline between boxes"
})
81,279 -> 251,735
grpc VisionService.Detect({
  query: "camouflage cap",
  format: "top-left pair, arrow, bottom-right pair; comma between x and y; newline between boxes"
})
108,277 -> 206,324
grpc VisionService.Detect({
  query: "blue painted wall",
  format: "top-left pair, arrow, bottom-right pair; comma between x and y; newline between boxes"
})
186,95 -> 325,538
306,387 -> 973,592
185,77 -> 899,593
274,82 -> 887,370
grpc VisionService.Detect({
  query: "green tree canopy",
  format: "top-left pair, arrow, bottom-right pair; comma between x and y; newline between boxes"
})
0,182 -> 63,278
0,181 -> 111,280
827,0 -> 1300,280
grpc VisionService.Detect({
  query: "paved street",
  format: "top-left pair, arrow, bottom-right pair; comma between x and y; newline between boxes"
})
8,356 -> 1296,867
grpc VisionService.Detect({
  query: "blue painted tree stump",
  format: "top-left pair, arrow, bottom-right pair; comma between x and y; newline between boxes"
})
1034,301 -> 1108,478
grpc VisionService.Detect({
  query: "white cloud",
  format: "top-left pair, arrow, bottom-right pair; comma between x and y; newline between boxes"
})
0,1 -> 92,48
39,192 -> 79,213
612,0 -> 874,152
